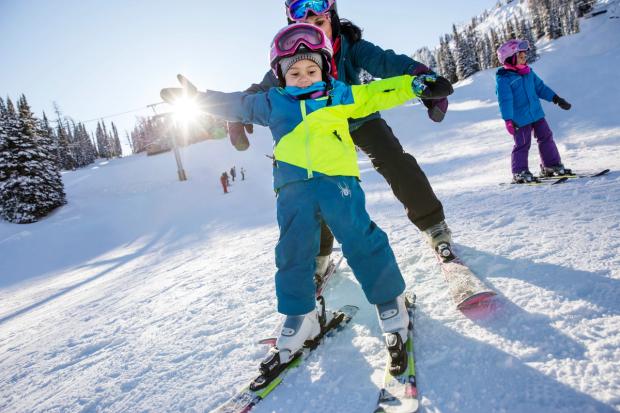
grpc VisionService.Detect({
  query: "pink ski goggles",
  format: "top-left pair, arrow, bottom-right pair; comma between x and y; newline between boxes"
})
497,39 -> 530,64
286,0 -> 335,21
271,23 -> 331,60
270,23 -> 333,76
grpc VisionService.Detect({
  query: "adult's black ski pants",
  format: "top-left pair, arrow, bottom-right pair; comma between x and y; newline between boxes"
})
318,117 -> 445,256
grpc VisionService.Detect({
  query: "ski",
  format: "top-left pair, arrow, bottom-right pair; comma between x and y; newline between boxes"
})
537,168 -> 611,181
500,176 -> 568,186
374,292 -> 418,413
213,304 -> 359,413
434,244 -> 496,310
258,248 -> 344,347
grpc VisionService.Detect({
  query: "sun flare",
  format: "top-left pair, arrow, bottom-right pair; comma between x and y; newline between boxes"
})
170,95 -> 201,124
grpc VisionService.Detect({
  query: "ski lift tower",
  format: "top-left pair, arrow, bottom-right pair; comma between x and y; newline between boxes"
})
148,103 -> 187,181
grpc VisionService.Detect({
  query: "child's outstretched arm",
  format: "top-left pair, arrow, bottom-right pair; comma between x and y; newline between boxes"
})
343,74 -> 453,120
160,74 -> 272,126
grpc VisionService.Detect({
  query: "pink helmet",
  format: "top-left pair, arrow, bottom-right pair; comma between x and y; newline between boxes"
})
497,39 -> 529,65
269,23 -> 333,79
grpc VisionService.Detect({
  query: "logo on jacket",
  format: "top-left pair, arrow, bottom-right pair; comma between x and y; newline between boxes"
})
338,182 -> 351,198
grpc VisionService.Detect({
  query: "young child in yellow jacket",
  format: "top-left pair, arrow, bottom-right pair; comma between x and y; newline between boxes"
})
161,23 -> 453,379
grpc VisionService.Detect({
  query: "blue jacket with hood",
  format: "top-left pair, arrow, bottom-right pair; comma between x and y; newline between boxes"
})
495,67 -> 557,127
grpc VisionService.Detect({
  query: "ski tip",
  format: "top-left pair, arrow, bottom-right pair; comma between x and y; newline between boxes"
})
592,168 -> 611,177
457,291 -> 496,310
257,338 -> 277,347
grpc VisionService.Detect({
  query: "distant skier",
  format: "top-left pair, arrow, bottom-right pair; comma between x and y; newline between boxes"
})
220,172 -> 229,194
496,39 -> 573,184
160,23 -> 453,378
240,167 -> 246,181
230,166 -> 236,182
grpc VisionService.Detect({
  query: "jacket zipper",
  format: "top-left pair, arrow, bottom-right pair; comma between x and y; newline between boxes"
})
300,100 -> 313,179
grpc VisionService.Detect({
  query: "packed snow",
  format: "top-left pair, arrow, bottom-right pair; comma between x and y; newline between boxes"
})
1,10 -> 619,413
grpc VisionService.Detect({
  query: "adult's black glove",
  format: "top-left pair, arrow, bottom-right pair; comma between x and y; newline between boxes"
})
227,122 -> 252,151
553,95 -> 571,110
413,74 -> 454,100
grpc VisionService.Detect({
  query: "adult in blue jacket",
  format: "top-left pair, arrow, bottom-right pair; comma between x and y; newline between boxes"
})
496,39 -> 572,183
228,0 -> 455,271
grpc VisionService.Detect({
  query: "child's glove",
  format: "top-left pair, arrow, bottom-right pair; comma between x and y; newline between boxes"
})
160,74 -> 199,104
422,97 -> 449,122
412,74 -> 454,99
552,95 -> 571,110
227,122 -> 252,151
505,120 -> 518,135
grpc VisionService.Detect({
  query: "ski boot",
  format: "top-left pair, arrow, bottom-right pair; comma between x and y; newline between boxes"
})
540,163 -> 573,177
376,294 -> 409,376
512,170 -> 538,184
424,220 -> 455,263
250,298 -> 333,391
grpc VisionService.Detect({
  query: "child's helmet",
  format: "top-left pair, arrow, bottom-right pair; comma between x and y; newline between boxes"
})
269,23 -> 333,79
497,39 -> 530,64
284,0 -> 337,22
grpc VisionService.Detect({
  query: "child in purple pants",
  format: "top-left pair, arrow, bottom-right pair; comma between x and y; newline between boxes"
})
495,39 -> 573,183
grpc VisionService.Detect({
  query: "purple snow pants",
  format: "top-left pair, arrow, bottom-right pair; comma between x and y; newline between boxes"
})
511,118 -> 562,173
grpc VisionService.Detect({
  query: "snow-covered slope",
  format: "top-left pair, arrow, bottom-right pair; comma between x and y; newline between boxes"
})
1,11 -> 619,413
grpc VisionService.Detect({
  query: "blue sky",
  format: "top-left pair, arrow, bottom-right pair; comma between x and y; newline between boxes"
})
0,0 -> 497,137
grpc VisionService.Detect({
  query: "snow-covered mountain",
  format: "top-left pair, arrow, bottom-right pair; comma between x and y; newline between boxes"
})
1,8 -> 619,413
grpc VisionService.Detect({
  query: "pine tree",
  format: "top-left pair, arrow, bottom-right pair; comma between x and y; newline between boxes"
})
95,121 -> 108,158
412,47 -> 437,72
79,123 -> 97,164
561,0 -> 580,36
440,35 -> 458,83
0,95 -> 65,224
524,22 -> 539,63
56,121 -> 76,170
37,112 -> 66,211
479,34 -> 494,70
505,19 -> 517,40
0,98 -> 8,186
111,122 -> 122,157
40,113 -> 61,169
489,28 -> 502,67
464,24 -> 481,75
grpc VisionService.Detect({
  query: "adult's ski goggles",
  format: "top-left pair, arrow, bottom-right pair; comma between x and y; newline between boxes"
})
286,0 -> 335,21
